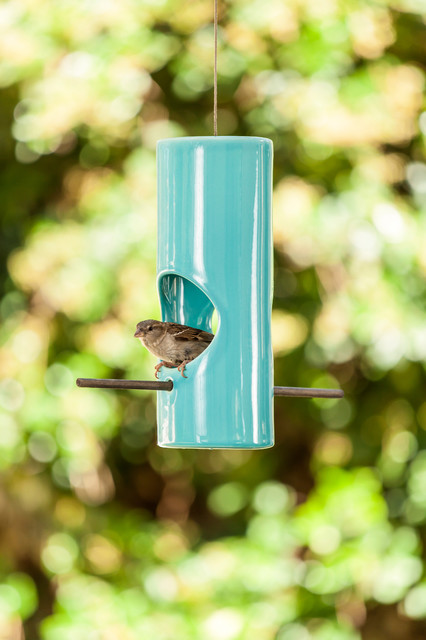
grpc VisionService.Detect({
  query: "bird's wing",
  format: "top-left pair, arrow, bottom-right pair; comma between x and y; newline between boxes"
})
171,325 -> 214,343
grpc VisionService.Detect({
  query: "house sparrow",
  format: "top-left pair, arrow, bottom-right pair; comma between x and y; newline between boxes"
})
134,319 -> 214,378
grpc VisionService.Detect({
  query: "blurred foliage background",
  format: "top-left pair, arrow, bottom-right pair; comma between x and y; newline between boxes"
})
0,0 -> 426,638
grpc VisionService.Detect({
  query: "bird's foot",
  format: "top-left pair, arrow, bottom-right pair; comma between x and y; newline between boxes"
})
154,362 -> 164,379
154,361 -> 175,379
177,360 -> 191,378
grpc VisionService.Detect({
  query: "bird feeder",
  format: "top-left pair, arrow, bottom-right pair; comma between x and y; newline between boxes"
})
77,136 -> 343,449
76,1 -> 344,447
156,136 -> 273,448
75,0 -> 344,448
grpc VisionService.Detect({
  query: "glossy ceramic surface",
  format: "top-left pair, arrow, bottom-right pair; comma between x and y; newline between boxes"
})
156,136 -> 274,448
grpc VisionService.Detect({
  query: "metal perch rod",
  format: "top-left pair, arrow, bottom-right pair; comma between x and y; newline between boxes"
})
76,378 -> 174,391
273,386 -> 343,399
76,378 -> 343,398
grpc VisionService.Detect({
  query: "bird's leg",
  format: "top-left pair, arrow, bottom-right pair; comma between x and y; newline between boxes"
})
177,360 -> 191,378
154,361 -> 175,379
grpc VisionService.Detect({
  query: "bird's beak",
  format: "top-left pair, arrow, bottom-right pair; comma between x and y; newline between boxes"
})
134,329 -> 143,338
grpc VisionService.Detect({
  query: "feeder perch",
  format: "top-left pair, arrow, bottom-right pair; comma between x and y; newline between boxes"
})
76,136 -> 344,449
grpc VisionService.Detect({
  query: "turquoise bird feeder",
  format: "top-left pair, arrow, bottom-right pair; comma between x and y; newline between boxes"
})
156,136 -> 273,448
77,135 -> 343,449
76,2 -> 343,447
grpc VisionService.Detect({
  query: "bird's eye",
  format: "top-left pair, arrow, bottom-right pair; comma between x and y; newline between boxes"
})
148,326 -> 153,331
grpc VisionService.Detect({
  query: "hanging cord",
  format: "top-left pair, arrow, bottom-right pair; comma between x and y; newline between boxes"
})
214,0 -> 218,135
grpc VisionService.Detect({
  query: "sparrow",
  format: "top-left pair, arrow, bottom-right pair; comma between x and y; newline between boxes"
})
134,319 -> 214,378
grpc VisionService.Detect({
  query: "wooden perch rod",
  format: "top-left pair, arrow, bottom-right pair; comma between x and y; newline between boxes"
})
76,378 -> 343,398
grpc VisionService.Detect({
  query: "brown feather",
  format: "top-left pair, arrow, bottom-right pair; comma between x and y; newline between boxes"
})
172,326 -> 214,342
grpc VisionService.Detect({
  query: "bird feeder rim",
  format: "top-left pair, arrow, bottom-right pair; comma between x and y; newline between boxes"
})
157,136 -> 273,147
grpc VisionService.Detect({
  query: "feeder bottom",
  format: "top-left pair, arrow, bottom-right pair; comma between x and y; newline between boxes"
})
158,442 -> 274,450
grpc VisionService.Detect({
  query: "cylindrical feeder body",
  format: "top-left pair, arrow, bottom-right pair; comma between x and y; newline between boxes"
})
156,136 -> 273,448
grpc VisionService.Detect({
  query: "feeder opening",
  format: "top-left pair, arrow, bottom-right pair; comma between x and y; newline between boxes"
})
158,274 -> 216,335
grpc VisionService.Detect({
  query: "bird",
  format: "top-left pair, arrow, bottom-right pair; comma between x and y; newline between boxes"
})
134,319 -> 214,379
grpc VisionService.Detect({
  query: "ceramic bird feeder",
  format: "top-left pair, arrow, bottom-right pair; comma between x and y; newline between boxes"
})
77,134 -> 343,449
76,1 -> 344,448
156,136 -> 273,448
